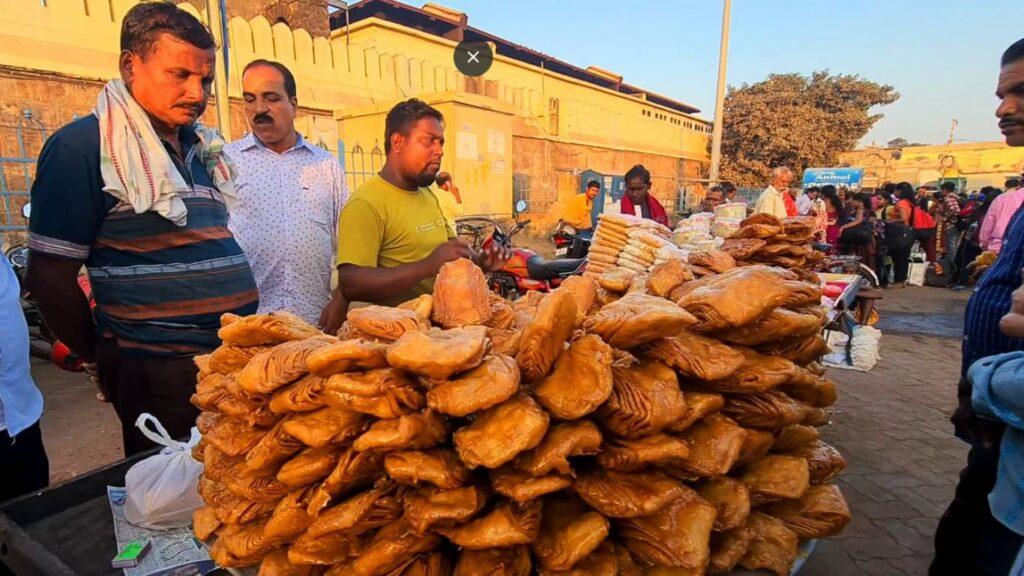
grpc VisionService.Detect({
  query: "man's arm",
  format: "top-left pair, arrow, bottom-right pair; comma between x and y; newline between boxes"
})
25,253 -> 96,362
978,197 -> 1002,251
338,240 -> 473,303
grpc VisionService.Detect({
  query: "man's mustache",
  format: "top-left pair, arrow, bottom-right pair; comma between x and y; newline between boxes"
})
253,113 -> 273,124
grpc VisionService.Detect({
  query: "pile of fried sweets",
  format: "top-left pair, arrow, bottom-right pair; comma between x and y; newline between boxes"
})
190,255 -> 849,576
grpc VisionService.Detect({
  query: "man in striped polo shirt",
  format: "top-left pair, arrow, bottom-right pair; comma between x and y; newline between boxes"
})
26,3 -> 258,455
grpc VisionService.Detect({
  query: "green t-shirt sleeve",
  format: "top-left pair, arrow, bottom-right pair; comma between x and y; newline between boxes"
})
336,198 -> 384,267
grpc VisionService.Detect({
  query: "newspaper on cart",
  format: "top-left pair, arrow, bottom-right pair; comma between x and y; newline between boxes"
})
107,486 -> 214,576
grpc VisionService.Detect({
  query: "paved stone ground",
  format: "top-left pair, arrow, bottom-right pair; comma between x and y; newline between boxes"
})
31,285 -> 974,575
802,286 -> 971,576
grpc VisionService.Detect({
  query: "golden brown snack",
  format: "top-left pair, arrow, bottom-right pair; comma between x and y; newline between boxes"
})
433,258 -> 494,328
714,308 -> 823,347
729,223 -> 783,239
258,549 -> 311,576
515,420 -> 603,476
673,413 -> 748,478
738,512 -> 799,576
511,291 -> 545,330
583,293 -> 698,349
219,519 -> 277,559
439,500 -> 543,549
781,374 -> 838,408
208,536 -> 266,568
708,524 -> 753,575
533,335 -> 613,420
736,428 -> 777,467
557,275 -> 599,324
616,494 -> 716,569
202,444 -> 242,483
722,390 -> 807,430
766,483 -> 851,539
697,477 -> 751,532
307,483 -> 405,538
739,455 -> 810,505
397,294 -> 434,320
597,268 -> 635,294
403,485 -> 488,533
771,424 -> 821,452
783,216 -> 816,240
595,360 -> 687,439
596,433 -> 690,472
487,295 -> 516,330
645,258 -> 694,299
307,449 -> 385,516
516,290 -> 578,381
306,339 -> 390,377
387,326 -> 489,380
641,332 -> 745,381
573,469 -> 689,518
388,551 -> 452,576
384,449 -> 470,489
264,486 -> 317,541
352,410 -> 448,453
490,466 -> 572,502
282,407 -> 367,448
689,250 -> 737,274
741,213 -> 783,228
757,334 -> 831,365
531,499 -> 609,571
192,373 -> 229,412
454,546 -> 532,576
201,413 -> 267,457
541,542 -> 624,575
192,506 -> 221,542
454,394 -> 550,469
668,390 -> 726,433
348,305 -> 429,342
323,369 -> 425,418
288,530 -> 370,566
426,355 -> 520,417
199,477 -> 278,525
720,238 -> 768,260
246,419 -> 305,472
209,344 -> 272,375
219,311 -> 322,346
802,406 -> 831,427
215,391 -> 280,428
238,335 -> 337,396
269,375 -> 329,414
790,440 -> 846,484
488,328 -> 522,357
277,445 -> 342,487
675,267 -> 790,332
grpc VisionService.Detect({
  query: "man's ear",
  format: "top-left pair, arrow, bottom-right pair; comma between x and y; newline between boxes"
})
290,96 -> 298,109
390,132 -> 403,154
119,50 -> 134,85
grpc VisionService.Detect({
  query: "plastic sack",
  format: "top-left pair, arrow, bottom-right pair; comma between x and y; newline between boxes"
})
124,413 -> 204,529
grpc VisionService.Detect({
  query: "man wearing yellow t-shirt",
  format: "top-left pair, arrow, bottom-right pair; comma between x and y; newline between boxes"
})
433,171 -> 464,232
560,180 -> 599,233
336,99 -> 510,306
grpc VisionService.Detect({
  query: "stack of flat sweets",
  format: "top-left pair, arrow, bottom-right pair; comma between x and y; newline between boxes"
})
586,214 -> 672,278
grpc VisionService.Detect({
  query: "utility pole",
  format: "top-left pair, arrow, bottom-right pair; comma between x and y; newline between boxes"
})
708,0 -> 732,183
207,0 -> 232,140
947,118 -> 958,145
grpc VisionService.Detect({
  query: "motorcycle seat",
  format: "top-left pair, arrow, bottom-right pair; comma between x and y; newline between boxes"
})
526,255 -> 585,281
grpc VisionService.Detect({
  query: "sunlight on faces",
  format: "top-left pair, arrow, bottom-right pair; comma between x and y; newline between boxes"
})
625,177 -> 650,203
242,64 -> 297,151
997,58 -> 1024,146
121,33 -> 214,131
392,117 -> 445,188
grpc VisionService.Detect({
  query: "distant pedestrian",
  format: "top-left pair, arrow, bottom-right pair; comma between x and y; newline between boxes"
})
979,177 -> 1024,253
754,166 -> 795,219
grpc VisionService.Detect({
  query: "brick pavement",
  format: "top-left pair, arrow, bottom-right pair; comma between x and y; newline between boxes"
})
802,286 -> 971,576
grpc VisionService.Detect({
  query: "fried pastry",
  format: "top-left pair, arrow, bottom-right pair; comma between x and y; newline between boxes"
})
645,258 -> 693,299
323,369 -> 425,418
515,420 -> 602,476
306,339 -> 389,377
246,418 -> 305,472
708,524 -> 753,575
307,483 -> 405,538
673,413 -> 748,478
714,308 -> 823,347
596,433 -> 690,472
264,486 -> 317,541
738,512 -> 799,576
739,455 -> 810,505
352,410 -> 448,453
403,485 -> 488,533
219,311 -> 322,346
199,478 -> 277,525
583,293 -> 698,348
201,413 -> 267,457
487,328 -> 522,357
531,498 -> 609,571
699,348 -> 796,395
432,258 -> 493,328
557,275 -> 599,324
454,546 -> 531,576
490,466 -> 572,502
347,305 -> 429,341
192,506 -> 221,542
697,477 -> 751,532
668,390 -> 726,433
307,449 -> 385,516
597,268 -> 635,294
209,344 -> 272,375
384,449 -> 470,488
516,290 -> 578,381
766,483 -> 851,538
269,374 -> 329,414
771,424 -> 820,452
790,440 -> 846,484
439,500 -> 542,549
720,238 -> 767,260
387,326 -> 489,379
487,295 -> 516,330
640,332 -> 745,381
573,469 -> 688,518
288,530 -> 369,566
722,390 -> 807,430
533,335 -> 613,420
616,494 -> 716,569
454,394 -> 550,469
277,445 -> 343,487
426,355 -> 520,417
596,360 -> 686,439
258,549 -> 311,576
238,335 -> 337,396
282,407 -> 367,448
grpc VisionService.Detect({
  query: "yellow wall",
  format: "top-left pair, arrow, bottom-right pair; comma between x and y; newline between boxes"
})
840,142 -> 1024,189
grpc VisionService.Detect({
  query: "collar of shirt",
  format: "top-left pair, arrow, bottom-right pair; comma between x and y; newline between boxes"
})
238,132 -> 316,155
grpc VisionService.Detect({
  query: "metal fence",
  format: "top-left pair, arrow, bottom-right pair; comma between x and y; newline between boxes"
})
338,141 -> 384,193
0,110 -> 50,243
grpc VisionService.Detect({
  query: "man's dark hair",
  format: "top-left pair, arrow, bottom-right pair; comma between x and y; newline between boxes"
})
1006,177 -> 1021,189
709,185 -> 723,194
896,182 -> 916,201
821,184 -> 837,196
1001,37 -> 1024,66
586,180 -> 600,190
120,2 -> 215,58
243,59 -> 297,99
721,181 -> 737,193
435,172 -> 452,187
625,164 -> 651,184
940,181 -> 956,192
384,98 -> 444,155
806,186 -> 821,194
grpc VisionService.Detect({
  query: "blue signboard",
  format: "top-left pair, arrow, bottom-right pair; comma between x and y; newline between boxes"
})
802,167 -> 864,190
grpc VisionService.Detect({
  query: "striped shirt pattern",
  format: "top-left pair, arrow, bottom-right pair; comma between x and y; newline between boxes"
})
28,115 -> 258,357
963,204 -> 1024,374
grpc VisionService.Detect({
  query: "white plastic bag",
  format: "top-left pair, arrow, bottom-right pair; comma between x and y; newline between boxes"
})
123,413 -> 204,529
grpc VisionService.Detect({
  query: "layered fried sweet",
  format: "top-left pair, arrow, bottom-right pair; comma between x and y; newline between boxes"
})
720,238 -> 767,260
573,469 -> 688,518
596,360 -> 687,439
199,413 -> 266,457
673,414 -> 748,478
246,418 -> 305,472
490,466 -> 572,502
738,513 -> 799,576
640,332 -> 745,381
209,344 -> 272,375
739,455 -> 810,505
698,348 -> 797,395
384,449 -> 470,489
307,482 -> 405,538
722,390 -> 807,430
598,268 -> 635,294
270,374 -> 329,414
668,391 -> 726,434
454,394 -> 550,469
307,449 -> 385,516
771,424 -> 820,452
426,355 -> 520,417
218,519 -> 276,562
766,483 -> 851,539
708,524 -> 752,575
583,293 -> 698,348
239,335 -> 337,395
432,258 -> 493,328
397,294 -> 434,321
533,335 -> 613,420
387,326 -> 489,380
516,290 -> 578,381
192,506 -> 221,542
596,433 -> 690,472
323,369 -> 424,419
306,339 -> 389,377
439,500 -> 542,549
351,410 -> 448,453
199,477 -> 278,525
697,477 -> 751,532
736,428 -> 776,467
756,334 -> 831,365
347,305 -> 429,341
282,407 -> 367,448
781,374 -> 837,408
264,486 -> 318,540
688,250 -> 736,274
676,267 -> 790,332
487,295 -> 516,330
219,311 -> 322,346
289,530 -> 370,566
557,275 -> 599,324
531,498 -> 609,571
277,445 -> 343,487
515,420 -> 603,476
616,493 -> 716,569
790,440 -> 846,484
488,328 -> 522,357
454,546 -> 532,576
403,485 -> 488,533
715,307 -> 824,347
258,549 -> 312,576
645,258 -> 694,299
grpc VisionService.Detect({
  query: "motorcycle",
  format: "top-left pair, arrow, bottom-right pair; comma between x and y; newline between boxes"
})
478,201 -> 587,299
552,222 -> 592,259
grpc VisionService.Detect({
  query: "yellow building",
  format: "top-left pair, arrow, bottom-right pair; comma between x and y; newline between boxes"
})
839,142 -> 1024,191
0,0 -> 711,222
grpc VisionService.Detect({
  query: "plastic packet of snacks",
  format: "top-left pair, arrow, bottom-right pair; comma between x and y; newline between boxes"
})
711,217 -> 742,238
714,202 -> 748,220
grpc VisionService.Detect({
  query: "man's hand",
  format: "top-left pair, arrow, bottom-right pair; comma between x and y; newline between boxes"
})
428,240 -> 475,272
477,243 -> 513,273
319,291 -> 348,335
999,276 -> 1024,338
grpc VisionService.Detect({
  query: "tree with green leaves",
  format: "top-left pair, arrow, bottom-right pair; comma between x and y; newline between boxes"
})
719,71 -> 899,187
885,137 -> 925,148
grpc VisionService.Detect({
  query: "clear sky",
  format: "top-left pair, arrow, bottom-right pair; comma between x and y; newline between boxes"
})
438,0 -> 1021,148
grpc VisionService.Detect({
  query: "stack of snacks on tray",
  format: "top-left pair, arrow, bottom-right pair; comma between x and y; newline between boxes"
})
721,214 -> 824,283
587,214 -> 671,277
191,256 -> 848,576
617,230 -> 674,274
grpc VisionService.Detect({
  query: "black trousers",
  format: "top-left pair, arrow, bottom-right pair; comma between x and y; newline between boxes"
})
0,421 -> 49,502
890,245 -> 912,283
931,442 -> 1024,575
95,339 -> 200,457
